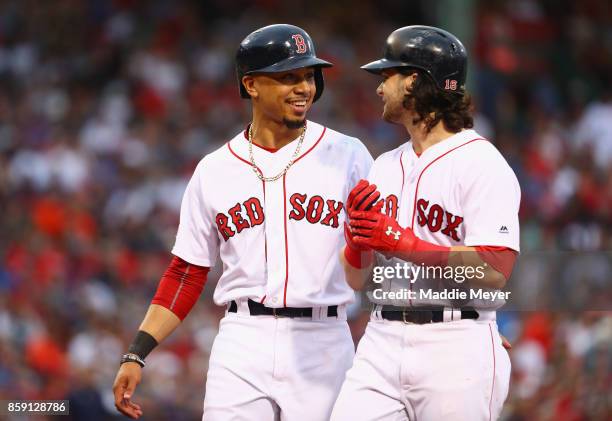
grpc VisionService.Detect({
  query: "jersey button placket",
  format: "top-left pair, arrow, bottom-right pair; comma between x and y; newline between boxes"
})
263,178 -> 287,304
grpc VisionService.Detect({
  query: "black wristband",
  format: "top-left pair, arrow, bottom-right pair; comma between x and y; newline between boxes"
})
127,330 -> 159,359
121,353 -> 146,368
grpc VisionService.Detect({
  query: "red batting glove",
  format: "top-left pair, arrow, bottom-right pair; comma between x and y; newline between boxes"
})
349,210 -> 450,266
345,198 -> 385,253
346,180 -> 381,212
343,222 -> 374,268
343,181 -> 384,269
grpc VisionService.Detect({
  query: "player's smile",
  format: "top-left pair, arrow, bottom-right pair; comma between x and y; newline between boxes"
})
286,97 -> 309,115
280,68 -> 315,117
377,69 -> 402,122
245,67 -> 316,126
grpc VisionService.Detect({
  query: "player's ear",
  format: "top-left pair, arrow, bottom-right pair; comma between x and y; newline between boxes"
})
242,76 -> 259,99
402,72 -> 418,95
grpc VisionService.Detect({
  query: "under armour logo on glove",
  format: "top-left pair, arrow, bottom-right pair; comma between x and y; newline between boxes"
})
349,207 -> 450,266
349,209 -> 412,253
385,226 -> 401,240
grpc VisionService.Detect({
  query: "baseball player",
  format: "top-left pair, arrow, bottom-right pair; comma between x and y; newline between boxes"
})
330,26 -> 520,420
111,24 -> 373,420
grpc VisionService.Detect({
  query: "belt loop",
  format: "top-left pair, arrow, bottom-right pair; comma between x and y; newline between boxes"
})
238,299 -> 250,315
443,308 -> 452,322
372,304 -> 382,321
453,308 -> 462,321
320,307 -> 325,320
335,305 -> 347,321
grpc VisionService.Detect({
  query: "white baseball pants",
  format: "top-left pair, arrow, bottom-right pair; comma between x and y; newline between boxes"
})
330,318 -> 510,421
203,306 -> 354,421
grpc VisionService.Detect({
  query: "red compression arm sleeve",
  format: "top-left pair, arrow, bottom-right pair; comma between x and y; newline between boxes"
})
474,246 -> 518,280
151,256 -> 210,321
406,237 -> 451,266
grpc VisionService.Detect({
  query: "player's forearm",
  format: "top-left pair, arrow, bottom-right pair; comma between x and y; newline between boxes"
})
341,247 -> 373,291
393,244 -> 508,289
121,304 -> 181,367
447,246 -> 507,289
138,304 -> 182,343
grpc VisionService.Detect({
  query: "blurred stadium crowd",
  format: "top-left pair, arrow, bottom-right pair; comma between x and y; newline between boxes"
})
0,0 -> 610,420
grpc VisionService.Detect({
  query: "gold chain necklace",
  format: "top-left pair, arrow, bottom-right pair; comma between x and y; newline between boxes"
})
247,123 -> 307,182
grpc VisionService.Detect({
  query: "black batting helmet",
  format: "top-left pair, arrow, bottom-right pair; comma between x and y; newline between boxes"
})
361,26 -> 467,94
236,24 -> 332,102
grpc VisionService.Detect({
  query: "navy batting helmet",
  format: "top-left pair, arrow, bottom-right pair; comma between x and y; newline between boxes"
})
361,26 -> 467,94
236,24 -> 332,102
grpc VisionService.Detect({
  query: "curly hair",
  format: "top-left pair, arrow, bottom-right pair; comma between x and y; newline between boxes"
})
401,69 -> 474,133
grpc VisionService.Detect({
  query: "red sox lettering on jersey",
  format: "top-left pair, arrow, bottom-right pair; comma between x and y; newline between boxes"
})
415,198 -> 464,241
381,194 -> 464,241
216,194 -> 344,241
172,121 -> 373,308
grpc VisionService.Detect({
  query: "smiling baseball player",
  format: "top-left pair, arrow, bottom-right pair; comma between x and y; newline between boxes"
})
331,26 -> 520,420
111,24 -> 373,420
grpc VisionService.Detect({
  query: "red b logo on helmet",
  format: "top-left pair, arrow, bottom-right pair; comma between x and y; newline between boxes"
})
292,34 -> 307,54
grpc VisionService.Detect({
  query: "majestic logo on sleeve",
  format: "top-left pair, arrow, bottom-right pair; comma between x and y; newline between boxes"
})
416,198 -> 463,241
215,194 -> 343,241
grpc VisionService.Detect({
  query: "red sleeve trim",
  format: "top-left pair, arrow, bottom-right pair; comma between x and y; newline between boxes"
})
151,256 -> 209,321
474,246 -> 517,281
410,138 -> 484,228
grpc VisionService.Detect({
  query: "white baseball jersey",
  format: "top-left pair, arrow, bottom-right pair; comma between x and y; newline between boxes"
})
332,129 -> 516,421
367,129 -> 521,309
172,120 -> 373,308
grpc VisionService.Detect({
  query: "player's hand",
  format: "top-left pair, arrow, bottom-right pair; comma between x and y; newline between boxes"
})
500,334 -> 512,350
346,180 -> 381,212
344,221 -> 369,252
349,210 -> 416,254
113,362 -> 144,419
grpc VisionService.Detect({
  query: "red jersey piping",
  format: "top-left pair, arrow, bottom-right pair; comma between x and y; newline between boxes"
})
410,138 -> 484,229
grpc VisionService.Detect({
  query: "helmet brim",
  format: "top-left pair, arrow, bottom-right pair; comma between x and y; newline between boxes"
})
239,59 -> 330,101
360,58 -> 412,74
244,55 -> 332,75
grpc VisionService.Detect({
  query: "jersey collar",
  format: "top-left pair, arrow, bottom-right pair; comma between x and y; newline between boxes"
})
228,120 -> 326,170
414,129 -> 483,160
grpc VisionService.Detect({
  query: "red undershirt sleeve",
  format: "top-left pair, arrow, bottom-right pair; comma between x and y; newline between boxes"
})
474,246 -> 518,281
151,256 -> 210,321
